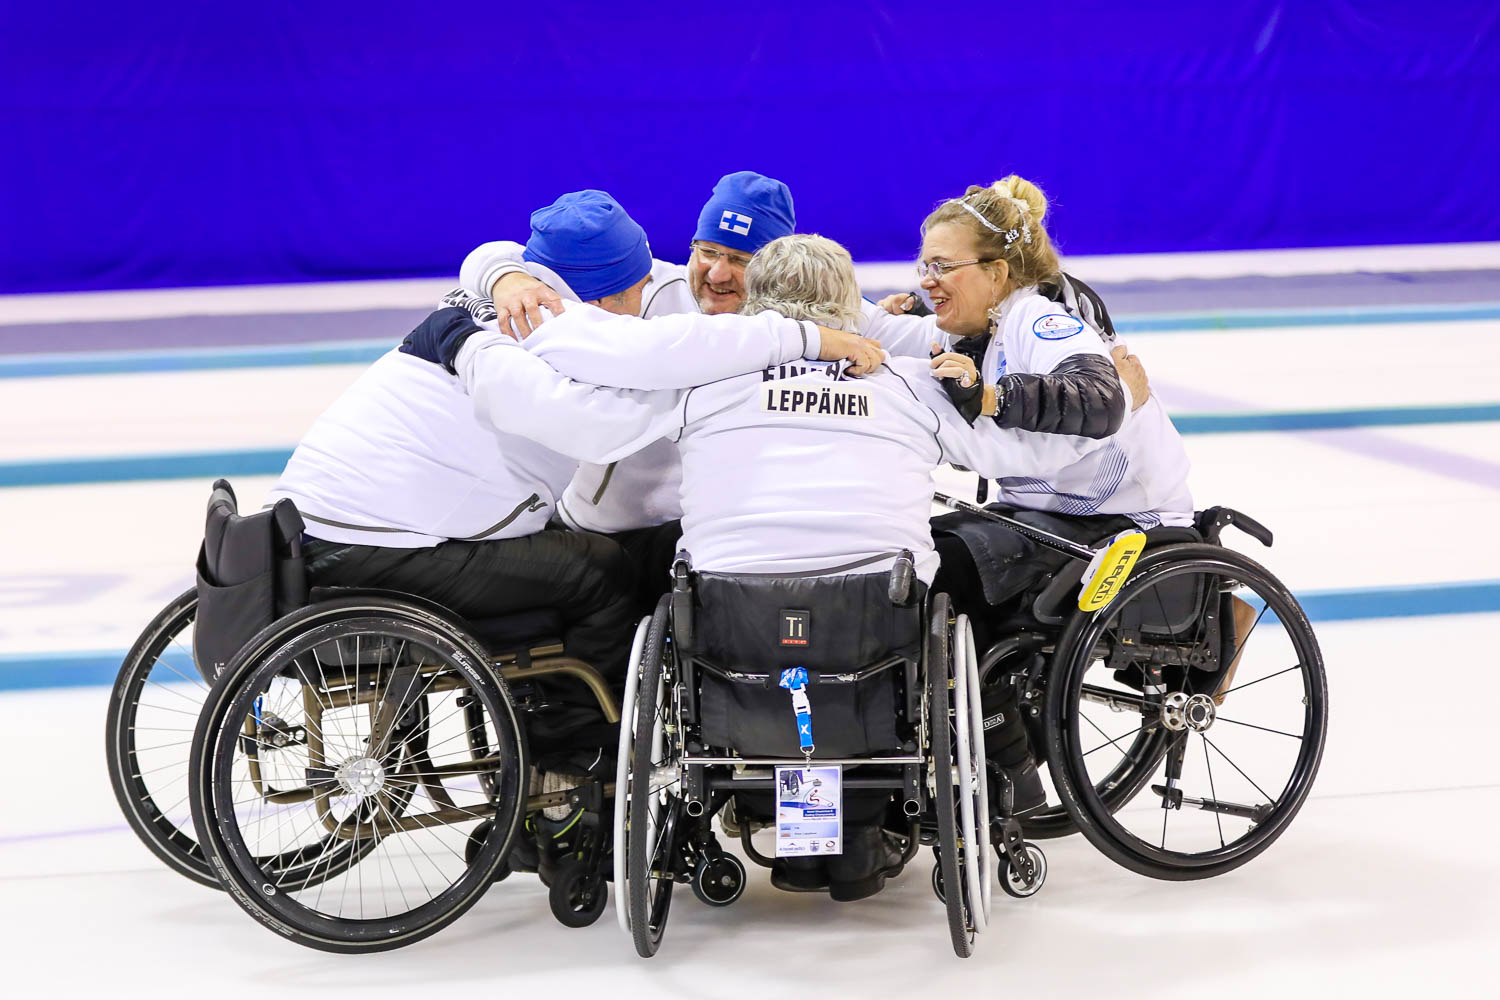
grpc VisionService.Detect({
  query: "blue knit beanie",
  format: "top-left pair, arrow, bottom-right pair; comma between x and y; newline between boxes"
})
693,171 -> 796,254
523,190 -> 652,301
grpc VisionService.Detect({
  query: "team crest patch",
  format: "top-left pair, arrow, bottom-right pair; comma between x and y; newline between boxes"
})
719,211 -> 753,235
762,383 -> 872,418
1033,313 -> 1085,340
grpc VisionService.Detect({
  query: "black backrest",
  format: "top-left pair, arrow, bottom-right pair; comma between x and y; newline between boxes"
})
691,570 -> 922,674
192,479 -> 307,679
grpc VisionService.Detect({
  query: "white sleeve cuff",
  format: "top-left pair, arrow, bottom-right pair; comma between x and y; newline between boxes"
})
480,261 -> 530,299
799,320 -> 822,360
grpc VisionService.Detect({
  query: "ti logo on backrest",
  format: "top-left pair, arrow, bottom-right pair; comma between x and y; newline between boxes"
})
719,211 -> 753,235
780,609 -> 810,646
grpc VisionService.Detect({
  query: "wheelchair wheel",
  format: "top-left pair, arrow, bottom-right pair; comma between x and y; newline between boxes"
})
106,589 -> 219,887
998,842 -> 1046,898
612,615 -> 654,933
952,615 -> 992,930
625,596 -> 682,958
692,854 -> 746,907
1046,544 -> 1327,881
928,594 -> 977,958
190,597 -> 527,953
549,857 -> 608,928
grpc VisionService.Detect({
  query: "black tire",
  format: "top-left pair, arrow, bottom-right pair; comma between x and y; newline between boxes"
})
190,597 -> 527,953
106,589 -> 220,887
549,858 -> 608,927
627,596 -> 679,958
466,820 -> 511,884
692,854 -> 746,907
928,594 -> 973,958
1045,545 -> 1328,881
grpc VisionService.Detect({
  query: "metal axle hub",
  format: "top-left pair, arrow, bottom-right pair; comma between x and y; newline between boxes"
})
337,756 -> 387,798
1161,692 -> 1217,732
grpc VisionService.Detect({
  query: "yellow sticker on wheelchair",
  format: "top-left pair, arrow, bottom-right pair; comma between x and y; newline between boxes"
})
1077,530 -> 1146,612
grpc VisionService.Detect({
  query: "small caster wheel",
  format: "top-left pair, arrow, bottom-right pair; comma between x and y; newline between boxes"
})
466,820 -> 511,884
548,858 -> 608,927
999,842 -> 1046,898
692,854 -> 747,907
931,862 -> 946,903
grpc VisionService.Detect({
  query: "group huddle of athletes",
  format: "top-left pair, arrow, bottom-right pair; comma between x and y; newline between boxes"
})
265,170 -> 1194,896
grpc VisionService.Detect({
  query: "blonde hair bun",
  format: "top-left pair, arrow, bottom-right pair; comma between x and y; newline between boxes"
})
990,175 -> 1048,224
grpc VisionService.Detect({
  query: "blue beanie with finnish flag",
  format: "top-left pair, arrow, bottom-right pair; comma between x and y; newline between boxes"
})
693,171 -> 796,255
522,190 -> 653,301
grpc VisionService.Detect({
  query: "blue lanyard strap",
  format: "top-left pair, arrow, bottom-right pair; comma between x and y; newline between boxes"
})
778,667 -> 814,754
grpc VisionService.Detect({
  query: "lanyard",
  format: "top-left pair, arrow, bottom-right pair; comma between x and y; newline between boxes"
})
778,667 -> 815,758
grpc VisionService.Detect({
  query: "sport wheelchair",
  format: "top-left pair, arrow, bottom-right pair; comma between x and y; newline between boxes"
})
613,554 -> 1019,959
950,502 -> 1329,882
106,482 -> 627,952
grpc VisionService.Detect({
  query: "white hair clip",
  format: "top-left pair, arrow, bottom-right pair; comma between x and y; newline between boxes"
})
954,198 -> 1004,234
955,195 -> 1032,249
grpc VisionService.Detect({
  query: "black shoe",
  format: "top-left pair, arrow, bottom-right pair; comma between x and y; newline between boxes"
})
827,826 -> 906,902
1001,757 -> 1047,817
770,856 -> 829,893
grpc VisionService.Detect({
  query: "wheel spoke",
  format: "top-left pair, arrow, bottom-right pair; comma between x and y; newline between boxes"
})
1201,734 -> 1275,805
1217,663 -> 1301,699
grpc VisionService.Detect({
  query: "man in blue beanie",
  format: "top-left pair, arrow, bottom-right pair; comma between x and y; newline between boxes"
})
521,189 -> 656,313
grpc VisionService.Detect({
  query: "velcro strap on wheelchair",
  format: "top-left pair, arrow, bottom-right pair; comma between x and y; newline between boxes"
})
778,667 -> 815,754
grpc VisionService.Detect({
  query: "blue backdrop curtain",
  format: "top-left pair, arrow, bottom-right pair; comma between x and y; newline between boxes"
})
3,1 -> 1497,293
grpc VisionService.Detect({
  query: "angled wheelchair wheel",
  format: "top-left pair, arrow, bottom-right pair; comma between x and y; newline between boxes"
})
613,615 -> 654,933
1046,544 -> 1328,881
106,589 -> 219,887
927,594 -> 976,958
952,615 -> 992,929
625,596 -> 682,958
189,597 -> 527,953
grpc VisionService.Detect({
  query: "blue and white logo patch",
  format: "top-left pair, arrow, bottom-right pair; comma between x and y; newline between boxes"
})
719,210 -> 753,236
1033,313 -> 1085,340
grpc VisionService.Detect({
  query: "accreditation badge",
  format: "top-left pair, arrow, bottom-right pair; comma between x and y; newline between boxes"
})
774,764 -> 842,857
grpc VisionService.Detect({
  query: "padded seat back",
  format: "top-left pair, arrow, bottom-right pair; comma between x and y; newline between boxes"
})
193,479 -> 306,679
690,570 -> 920,758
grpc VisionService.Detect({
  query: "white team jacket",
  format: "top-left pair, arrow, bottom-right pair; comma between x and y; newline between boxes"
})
452,335 -> 1184,582
266,303 -> 821,547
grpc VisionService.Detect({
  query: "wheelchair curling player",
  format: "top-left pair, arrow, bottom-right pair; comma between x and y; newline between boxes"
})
402,227 -> 1192,940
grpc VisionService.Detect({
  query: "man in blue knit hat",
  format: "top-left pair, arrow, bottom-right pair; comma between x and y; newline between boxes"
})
521,189 -> 656,314
684,170 -> 796,313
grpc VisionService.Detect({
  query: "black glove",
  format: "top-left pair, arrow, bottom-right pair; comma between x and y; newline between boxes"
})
399,307 -> 483,374
940,375 -> 984,425
897,291 -> 934,317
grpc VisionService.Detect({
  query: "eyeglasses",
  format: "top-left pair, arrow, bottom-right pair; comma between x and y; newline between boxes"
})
915,258 -> 997,282
690,242 -> 755,270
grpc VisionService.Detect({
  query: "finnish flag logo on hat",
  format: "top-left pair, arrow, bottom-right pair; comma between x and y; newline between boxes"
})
719,210 -> 753,236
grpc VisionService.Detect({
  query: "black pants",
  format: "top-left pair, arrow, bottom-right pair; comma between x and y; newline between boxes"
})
303,528 -> 636,677
931,504 -> 1136,663
609,520 -> 684,619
